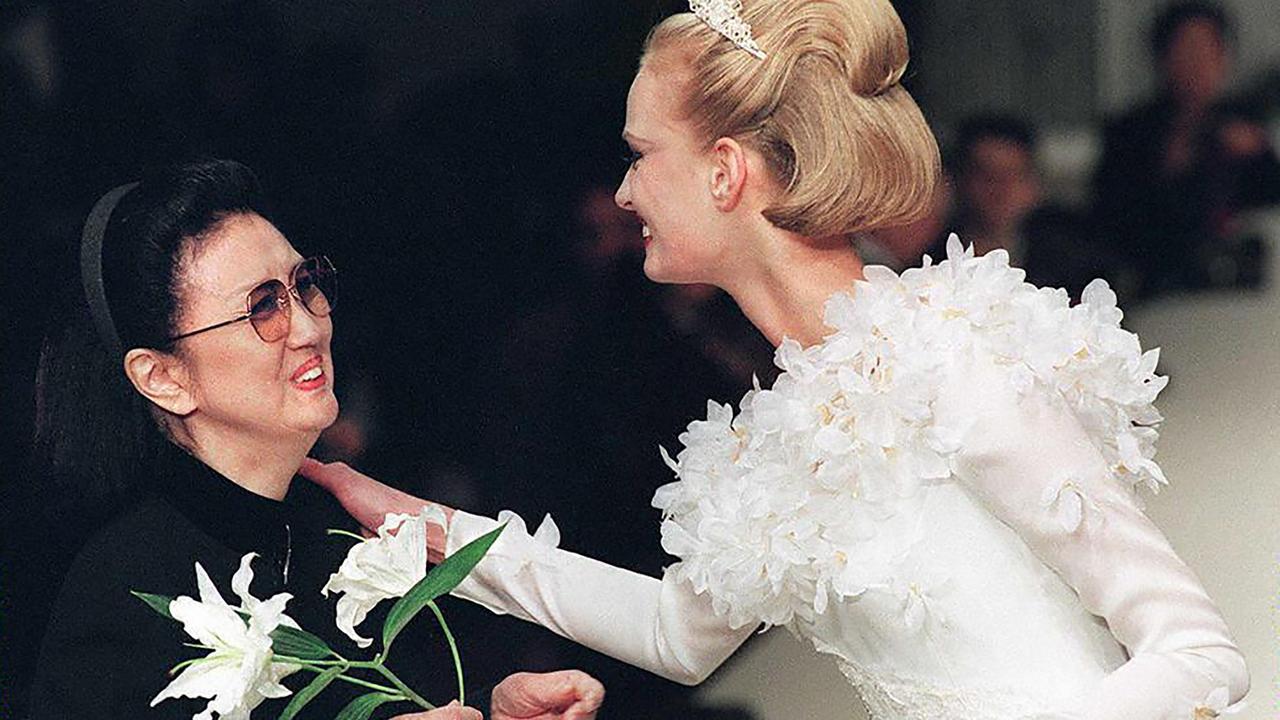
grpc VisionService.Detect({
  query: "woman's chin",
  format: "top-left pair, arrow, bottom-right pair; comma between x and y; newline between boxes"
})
643,259 -> 709,286
296,396 -> 341,434
642,253 -> 687,284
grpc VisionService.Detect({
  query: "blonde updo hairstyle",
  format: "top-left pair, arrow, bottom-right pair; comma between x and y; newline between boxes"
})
643,0 -> 940,238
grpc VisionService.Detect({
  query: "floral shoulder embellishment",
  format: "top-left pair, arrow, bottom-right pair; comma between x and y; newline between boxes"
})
653,236 -> 1168,628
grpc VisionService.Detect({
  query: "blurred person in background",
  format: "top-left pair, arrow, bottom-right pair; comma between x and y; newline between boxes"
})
944,115 -> 1136,302
948,116 -> 1044,265
1094,1 -> 1280,300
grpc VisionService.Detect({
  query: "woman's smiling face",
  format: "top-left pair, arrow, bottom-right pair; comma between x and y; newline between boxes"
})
614,55 -> 734,286
170,212 -> 339,443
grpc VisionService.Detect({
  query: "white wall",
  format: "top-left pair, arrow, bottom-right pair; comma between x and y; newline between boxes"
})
1097,0 -> 1280,113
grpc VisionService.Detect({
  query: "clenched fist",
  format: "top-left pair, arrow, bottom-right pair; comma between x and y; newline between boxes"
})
492,670 -> 605,720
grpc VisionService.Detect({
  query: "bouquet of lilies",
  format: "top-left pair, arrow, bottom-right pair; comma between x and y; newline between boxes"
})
133,507 -> 503,720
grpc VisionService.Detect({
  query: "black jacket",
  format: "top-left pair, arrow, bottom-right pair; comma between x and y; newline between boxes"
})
29,443 -> 449,719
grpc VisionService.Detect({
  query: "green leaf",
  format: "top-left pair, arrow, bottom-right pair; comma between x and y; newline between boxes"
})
134,589 -> 332,660
278,665 -> 345,720
382,523 -> 506,651
132,591 -> 175,620
334,692 -> 405,720
271,624 -> 335,661
225,605 -> 334,661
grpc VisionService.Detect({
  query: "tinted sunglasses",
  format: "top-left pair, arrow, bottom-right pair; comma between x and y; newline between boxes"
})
168,256 -> 338,343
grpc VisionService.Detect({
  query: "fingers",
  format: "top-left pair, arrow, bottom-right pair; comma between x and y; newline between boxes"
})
552,670 -> 605,713
299,458 -> 451,560
298,457 -> 353,489
392,701 -> 484,720
492,670 -> 605,719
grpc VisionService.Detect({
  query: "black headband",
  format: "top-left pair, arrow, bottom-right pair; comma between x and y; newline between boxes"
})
79,182 -> 139,359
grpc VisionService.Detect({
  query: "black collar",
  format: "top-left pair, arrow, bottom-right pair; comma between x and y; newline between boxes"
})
155,442 -> 301,560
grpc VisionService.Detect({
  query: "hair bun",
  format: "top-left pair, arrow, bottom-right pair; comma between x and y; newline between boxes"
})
644,0 -> 940,237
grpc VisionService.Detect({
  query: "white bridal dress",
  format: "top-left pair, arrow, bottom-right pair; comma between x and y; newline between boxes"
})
442,239 -> 1247,719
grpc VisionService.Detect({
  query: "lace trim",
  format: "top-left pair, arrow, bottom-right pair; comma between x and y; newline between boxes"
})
837,662 -> 1078,720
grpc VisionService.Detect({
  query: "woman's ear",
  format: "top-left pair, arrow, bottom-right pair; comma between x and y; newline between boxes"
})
123,348 -> 197,416
708,136 -> 750,211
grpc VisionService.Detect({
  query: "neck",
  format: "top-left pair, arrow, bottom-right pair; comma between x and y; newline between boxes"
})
719,229 -> 865,348
173,421 -> 314,501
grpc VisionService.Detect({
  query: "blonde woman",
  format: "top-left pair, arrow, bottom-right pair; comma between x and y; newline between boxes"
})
305,1 -> 1248,717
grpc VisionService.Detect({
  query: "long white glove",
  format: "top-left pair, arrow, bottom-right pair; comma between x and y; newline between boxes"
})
444,510 -> 756,685
937,356 -> 1249,719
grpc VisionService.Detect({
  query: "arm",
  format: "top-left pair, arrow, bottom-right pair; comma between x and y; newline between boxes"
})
300,460 -> 755,685
937,359 -> 1248,718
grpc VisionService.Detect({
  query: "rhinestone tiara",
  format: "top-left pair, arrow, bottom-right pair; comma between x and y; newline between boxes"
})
689,0 -> 767,60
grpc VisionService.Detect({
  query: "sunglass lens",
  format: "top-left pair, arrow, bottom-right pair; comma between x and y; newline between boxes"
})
248,280 -> 290,342
296,257 -> 336,317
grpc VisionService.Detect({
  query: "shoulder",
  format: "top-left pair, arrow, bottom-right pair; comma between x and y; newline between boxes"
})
32,496 -> 209,719
931,278 -> 1168,498
49,494 -> 222,633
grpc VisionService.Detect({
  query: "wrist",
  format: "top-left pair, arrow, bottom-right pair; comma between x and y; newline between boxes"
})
426,504 -> 455,564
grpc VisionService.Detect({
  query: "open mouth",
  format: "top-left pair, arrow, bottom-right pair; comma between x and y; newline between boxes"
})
290,356 -> 327,390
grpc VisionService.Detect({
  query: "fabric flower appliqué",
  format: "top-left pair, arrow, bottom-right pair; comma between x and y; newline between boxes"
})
654,235 -> 1168,629
152,554 -> 301,720
1039,478 -> 1101,533
1192,686 -> 1246,718
486,509 -> 562,575
895,573 -> 951,634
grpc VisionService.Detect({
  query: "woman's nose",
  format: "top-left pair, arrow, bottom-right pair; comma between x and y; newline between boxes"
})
614,172 -> 633,210
286,294 -> 327,348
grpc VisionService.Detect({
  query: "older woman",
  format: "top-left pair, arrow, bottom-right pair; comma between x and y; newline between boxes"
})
28,159 -> 601,720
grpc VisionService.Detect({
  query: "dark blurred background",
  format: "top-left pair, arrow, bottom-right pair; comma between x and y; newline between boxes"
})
2,1 -> 1277,718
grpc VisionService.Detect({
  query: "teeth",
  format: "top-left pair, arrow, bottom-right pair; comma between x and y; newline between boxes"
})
642,224 -> 652,239
298,366 -> 323,382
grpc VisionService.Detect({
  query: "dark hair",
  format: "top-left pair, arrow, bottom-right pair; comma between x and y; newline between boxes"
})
32,158 -> 271,501
1151,1 -> 1232,59
951,114 -> 1037,173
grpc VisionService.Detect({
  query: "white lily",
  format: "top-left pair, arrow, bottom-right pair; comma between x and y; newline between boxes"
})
152,553 -> 301,720
322,506 -> 446,647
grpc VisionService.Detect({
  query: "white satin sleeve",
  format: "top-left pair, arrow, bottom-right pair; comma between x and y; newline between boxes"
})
442,510 -> 755,685
937,357 -> 1248,719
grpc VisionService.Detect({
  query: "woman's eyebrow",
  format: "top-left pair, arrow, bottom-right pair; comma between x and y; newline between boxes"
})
223,260 -> 299,300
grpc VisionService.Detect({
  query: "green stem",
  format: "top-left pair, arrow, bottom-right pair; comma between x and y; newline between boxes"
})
326,528 -> 369,542
373,664 -> 434,710
427,600 -> 465,705
168,657 -> 203,675
296,665 -> 402,696
279,657 -> 381,669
